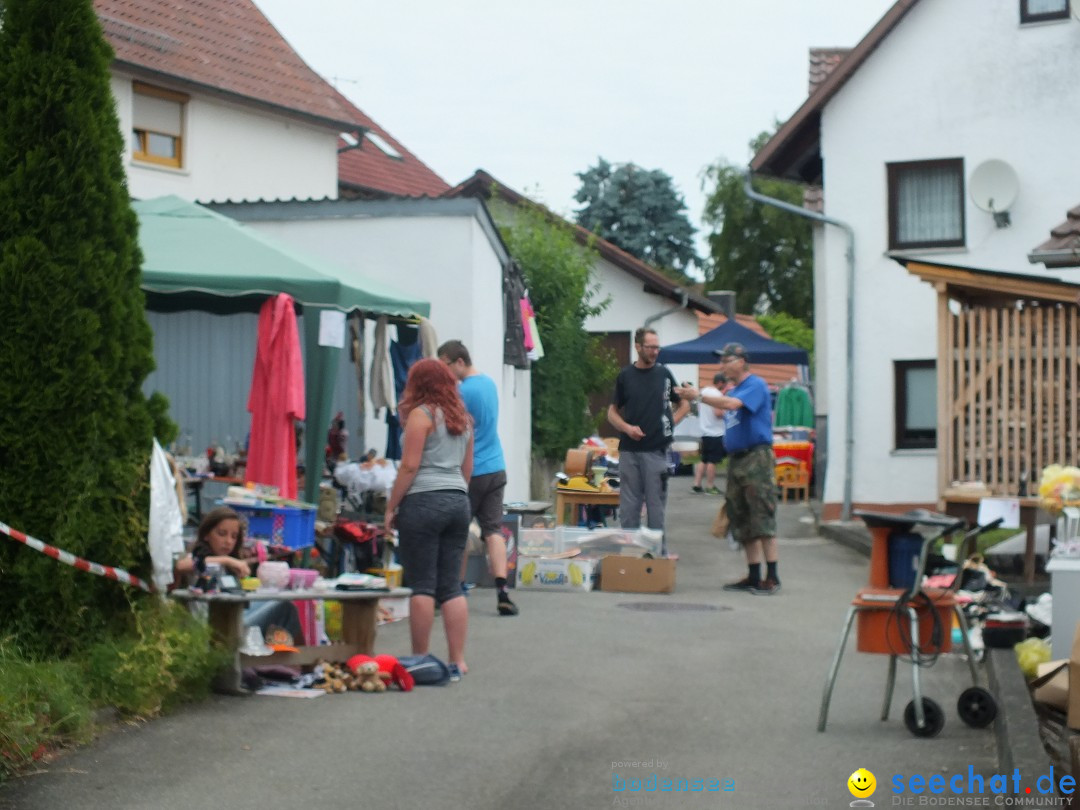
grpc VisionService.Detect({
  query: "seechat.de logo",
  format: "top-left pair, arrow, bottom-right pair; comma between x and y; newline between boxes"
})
848,768 -> 877,807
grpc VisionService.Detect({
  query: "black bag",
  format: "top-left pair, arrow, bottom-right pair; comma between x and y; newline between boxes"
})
397,653 -> 451,686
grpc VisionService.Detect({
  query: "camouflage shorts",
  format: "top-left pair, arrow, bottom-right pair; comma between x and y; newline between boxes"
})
724,445 -> 777,545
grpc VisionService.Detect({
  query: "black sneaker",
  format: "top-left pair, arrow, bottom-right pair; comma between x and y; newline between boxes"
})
497,595 -> 519,616
722,577 -> 757,592
691,485 -> 704,493
751,578 -> 782,596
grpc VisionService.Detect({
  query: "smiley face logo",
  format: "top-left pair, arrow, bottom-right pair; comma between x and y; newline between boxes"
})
847,768 -> 877,798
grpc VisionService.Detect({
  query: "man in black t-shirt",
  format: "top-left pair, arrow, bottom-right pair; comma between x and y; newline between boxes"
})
607,327 -> 690,534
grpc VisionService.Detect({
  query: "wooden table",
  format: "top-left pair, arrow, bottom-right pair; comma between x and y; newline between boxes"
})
172,587 -> 411,694
553,489 -> 620,526
941,494 -> 1053,584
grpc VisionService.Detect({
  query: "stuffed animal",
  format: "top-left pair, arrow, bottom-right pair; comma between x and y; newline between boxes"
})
355,660 -> 387,692
347,653 -> 414,692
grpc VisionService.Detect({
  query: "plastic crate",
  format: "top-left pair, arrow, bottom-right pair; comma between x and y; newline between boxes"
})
230,502 -> 316,550
518,526 -> 662,557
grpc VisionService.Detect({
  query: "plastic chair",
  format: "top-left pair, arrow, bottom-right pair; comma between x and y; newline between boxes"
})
776,463 -> 810,503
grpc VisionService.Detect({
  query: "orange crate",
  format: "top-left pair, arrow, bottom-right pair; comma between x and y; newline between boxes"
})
855,591 -> 954,655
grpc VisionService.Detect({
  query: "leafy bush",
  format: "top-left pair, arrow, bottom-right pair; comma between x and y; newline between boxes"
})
83,599 -> 227,717
490,198 -> 616,461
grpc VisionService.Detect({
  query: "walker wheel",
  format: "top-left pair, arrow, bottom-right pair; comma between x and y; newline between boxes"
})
957,686 -> 997,728
903,697 -> 945,737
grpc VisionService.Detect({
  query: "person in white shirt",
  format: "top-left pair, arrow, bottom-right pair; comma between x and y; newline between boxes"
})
692,372 -> 728,495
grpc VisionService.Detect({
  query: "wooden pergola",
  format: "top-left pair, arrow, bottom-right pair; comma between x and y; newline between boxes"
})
903,259 -> 1080,498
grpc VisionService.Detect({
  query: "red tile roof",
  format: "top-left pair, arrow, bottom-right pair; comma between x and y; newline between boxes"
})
446,170 -> 718,314
1029,204 -> 1080,269
95,0 -> 448,199
332,89 -> 449,199
694,312 -> 802,390
808,48 -> 850,94
96,0 -> 359,130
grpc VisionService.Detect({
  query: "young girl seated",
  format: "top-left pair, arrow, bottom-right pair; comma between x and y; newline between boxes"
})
175,507 -> 302,643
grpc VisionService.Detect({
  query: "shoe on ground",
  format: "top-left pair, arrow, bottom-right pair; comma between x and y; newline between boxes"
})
705,487 -> 722,495
691,485 -> 704,493
751,578 -> 782,596
497,595 -> 519,616
448,663 -> 464,683
722,577 -> 758,592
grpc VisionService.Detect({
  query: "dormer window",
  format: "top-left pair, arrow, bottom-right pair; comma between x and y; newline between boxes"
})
131,82 -> 187,168
1020,0 -> 1069,23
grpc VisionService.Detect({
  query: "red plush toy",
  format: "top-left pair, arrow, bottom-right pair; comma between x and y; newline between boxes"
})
347,654 -> 414,692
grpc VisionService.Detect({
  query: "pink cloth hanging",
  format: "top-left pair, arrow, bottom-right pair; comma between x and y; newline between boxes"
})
520,298 -> 534,350
246,294 -> 305,499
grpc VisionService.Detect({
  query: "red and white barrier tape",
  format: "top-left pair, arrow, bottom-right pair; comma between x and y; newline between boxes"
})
0,520 -> 155,593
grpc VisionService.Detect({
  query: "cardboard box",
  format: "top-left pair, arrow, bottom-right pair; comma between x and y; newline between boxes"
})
1033,660 -> 1069,712
600,556 -> 676,593
377,595 -> 409,625
516,556 -> 597,592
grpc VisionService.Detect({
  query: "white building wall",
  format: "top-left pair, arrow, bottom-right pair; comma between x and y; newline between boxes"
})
238,214 -> 531,502
111,74 -> 339,203
585,256 -> 701,384
816,0 -> 1080,507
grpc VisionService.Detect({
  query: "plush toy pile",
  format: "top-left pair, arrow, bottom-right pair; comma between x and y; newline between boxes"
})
313,654 -> 414,693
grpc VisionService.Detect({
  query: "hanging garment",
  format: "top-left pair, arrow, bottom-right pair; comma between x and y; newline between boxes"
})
385,335 -> 423,459
502,261 -> 529,369
418,317 -> 438,358
247,293 -> 305,499
520,298 -> 535,351
148,439 -> 185,591
775,386 -> 814,428
369,316 -> 395,416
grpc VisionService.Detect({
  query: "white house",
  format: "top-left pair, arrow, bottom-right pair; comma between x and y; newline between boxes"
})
96,0 -> 447,203
752,0 -> 1080,519
207,197 -> 533,503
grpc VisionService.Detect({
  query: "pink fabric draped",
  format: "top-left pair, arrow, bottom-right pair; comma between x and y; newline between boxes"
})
246,294 -> 305,499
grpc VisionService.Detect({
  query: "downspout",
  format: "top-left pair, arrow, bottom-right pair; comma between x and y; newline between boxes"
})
643,289 -> 689,329
742,170 -> 857,520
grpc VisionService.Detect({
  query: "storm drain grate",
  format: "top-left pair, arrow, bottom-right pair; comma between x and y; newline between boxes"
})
617,602 -> 731,613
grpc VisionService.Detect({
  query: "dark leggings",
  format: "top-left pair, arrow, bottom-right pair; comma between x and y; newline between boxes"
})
396,489 -> 471,605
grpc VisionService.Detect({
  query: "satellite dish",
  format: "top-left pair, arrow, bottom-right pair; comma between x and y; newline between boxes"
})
969,159 -> 1019,227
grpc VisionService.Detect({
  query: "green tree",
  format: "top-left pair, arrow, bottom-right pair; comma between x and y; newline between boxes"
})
702,131 -> 813,323
574,158 -> 699,282
757,312 -> 814,369
0,0 -> 156,656
490,198 -> 616,461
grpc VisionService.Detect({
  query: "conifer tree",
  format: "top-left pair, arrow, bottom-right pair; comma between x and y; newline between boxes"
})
0,0 -> 155,655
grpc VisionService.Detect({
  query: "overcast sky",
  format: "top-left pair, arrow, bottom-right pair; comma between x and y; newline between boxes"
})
253,0 -> 896,260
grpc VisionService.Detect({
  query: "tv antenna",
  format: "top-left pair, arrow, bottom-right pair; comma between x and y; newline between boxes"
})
969,159 -> 1019,228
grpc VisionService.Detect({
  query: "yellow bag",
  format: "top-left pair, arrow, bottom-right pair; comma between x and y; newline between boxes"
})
711,504 -> 730,539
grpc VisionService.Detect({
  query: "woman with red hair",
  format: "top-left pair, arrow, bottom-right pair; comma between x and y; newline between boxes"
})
386,358 -> 474,681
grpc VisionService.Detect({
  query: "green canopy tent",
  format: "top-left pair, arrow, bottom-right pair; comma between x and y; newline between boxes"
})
134,195 -> 429,502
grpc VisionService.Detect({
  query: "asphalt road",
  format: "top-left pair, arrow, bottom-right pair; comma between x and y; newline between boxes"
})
0,477 -> 998,809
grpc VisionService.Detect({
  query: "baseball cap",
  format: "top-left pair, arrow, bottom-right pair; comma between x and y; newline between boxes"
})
718,342 -> 748,361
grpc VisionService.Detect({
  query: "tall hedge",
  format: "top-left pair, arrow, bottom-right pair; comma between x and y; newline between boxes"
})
0,0 -> 155,656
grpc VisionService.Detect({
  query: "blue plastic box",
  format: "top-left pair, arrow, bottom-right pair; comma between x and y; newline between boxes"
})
887,532 -> 924,590
230,502 -> 316,550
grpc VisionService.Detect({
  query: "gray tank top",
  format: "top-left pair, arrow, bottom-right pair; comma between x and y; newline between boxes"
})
407,406 -> 470,496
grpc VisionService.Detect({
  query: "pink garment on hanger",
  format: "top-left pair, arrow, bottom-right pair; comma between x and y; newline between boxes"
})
520,298 -> 534,350
246,294 -> 305,499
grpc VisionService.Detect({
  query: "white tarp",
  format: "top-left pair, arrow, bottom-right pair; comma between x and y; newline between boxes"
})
149,439 -> 186,591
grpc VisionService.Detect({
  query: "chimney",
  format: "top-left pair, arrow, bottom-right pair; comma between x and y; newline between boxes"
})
707,290 -> 736,321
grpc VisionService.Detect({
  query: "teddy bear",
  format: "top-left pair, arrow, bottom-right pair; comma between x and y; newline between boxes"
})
355,660 -> 388,692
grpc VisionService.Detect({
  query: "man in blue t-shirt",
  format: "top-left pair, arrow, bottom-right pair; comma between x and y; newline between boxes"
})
439,340 -> 518,616
682,342 -> 781,595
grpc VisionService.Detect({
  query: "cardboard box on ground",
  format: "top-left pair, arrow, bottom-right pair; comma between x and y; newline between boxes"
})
1032,622 -> 1080,728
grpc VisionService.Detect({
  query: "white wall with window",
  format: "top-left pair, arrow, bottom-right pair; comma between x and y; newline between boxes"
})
110,74 -> 340,202
808,0 -> 1080,507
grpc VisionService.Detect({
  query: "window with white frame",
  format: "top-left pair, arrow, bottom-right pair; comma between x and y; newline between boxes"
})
1020,0 -> 1069,23
131,82 -> 187,168
887,158 -> 965,250
895,360 -> 936,450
